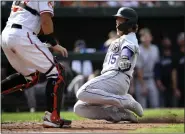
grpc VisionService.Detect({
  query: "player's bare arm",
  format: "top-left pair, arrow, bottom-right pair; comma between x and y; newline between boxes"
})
40,12 -> 53,34
40,12 -> 68,57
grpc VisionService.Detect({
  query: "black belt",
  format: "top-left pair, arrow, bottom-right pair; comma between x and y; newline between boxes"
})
11,24 -> 22,29
11,24 -> 36,35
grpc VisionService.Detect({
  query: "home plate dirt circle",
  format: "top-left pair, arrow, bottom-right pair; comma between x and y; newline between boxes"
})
1,120 -> 173,133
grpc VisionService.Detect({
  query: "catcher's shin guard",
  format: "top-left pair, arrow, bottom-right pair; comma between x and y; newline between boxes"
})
1,72 -> 39,95
45,61 -> 66,123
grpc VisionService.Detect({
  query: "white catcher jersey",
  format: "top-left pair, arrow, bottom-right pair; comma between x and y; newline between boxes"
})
7,1 -> 54,34
101,32 -> 140,77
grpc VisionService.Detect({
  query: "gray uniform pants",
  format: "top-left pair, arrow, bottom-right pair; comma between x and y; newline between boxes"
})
135,78 -> 159,108
74,70 -> 131,121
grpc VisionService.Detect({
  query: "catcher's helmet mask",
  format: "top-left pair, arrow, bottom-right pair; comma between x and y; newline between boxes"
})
114,7 -> 138,34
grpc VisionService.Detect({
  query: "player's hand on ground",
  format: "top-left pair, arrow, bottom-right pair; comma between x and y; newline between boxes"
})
52,45 -> 68,57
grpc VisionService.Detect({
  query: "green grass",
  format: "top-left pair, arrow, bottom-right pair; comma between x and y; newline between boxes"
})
140,108 -> 184,120
2,109 -> 184,133
131,124 -> 184,133
2,108 -> 184,123
2,112 -> 84,122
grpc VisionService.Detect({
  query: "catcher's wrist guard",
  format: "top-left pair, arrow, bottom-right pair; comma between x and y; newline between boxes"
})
38,33 -> 57,46
1,72 -> 39,95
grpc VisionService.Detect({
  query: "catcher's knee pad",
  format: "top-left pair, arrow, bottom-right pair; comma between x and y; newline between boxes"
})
1,72 -> 39,95
45,60 -> 66,122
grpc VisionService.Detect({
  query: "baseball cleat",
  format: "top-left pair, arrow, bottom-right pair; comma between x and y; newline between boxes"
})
119,109 -> 138,123
106,109 -> 138,123
121,94 -> 143,117
42,111 -> 72,128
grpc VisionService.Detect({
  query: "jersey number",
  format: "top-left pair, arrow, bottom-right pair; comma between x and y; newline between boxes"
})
108,53 -> 117,64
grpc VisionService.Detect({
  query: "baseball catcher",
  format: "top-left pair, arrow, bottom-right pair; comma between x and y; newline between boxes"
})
1,1 -> 71,128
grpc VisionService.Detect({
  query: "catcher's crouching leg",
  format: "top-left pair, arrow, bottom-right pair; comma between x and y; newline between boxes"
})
44,61 -> 71,128
1,72 -> 39,96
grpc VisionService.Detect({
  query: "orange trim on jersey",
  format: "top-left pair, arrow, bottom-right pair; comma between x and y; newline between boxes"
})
40,10 -> 54,16
27,32 -> 33,44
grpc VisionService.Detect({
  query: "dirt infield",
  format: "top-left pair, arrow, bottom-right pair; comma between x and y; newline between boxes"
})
2,119 -> 183,133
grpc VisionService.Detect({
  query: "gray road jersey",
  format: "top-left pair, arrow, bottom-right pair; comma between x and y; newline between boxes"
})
101,32 -> 140,77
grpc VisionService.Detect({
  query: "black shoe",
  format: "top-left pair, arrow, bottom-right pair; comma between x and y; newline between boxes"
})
63,119 -> 72,126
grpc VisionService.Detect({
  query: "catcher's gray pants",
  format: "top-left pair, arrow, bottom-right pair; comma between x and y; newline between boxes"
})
74,70 -> 131,120
135,78 -> 159,108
